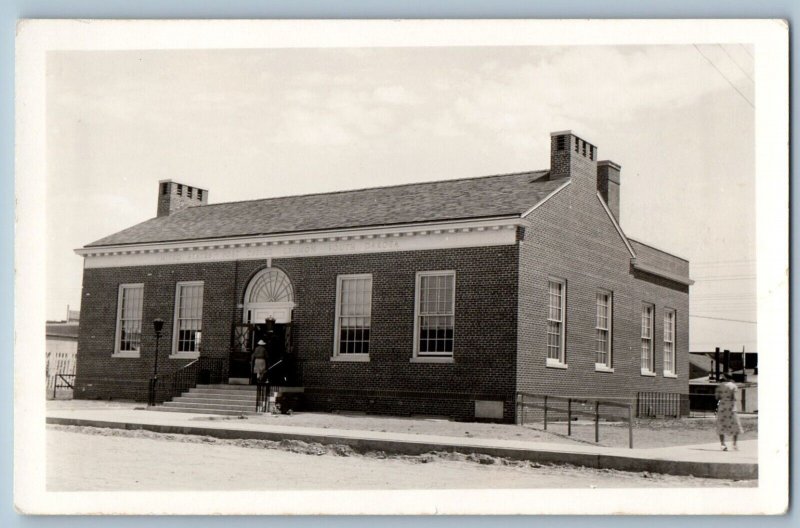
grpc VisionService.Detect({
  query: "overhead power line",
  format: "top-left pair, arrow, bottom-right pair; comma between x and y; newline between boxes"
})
693,44 -> 754,108
718,44 -> 754,82
690,314 -> 757,324
692,276 -> 756,282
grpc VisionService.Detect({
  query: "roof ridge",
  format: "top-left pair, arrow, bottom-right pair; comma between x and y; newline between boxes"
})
177,169 -> 548,211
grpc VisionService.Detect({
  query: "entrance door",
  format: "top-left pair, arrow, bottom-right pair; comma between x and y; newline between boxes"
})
230,267 -> 295,384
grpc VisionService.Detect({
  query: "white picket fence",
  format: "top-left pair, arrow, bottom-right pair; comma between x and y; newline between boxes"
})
46,349 -> 76,398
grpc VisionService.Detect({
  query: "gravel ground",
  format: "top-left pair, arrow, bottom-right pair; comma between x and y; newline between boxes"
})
47,425 -> 756,491
47,400 -> 758,448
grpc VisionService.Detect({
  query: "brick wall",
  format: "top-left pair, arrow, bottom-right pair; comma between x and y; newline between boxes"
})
516,144 -> 690,417
630,239 -> 690,278
75,245 -> 520,420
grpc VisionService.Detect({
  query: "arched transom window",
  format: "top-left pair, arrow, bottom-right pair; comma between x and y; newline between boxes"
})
246,268 -> 294,303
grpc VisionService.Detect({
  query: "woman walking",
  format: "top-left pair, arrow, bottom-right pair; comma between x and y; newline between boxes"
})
715,377 -> 743,451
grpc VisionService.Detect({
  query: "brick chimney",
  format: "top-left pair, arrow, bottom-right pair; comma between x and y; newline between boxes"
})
596,160 -> 621,221
549,130 -> 597,188
157,179 -> 209,217
549,131 -> 621,221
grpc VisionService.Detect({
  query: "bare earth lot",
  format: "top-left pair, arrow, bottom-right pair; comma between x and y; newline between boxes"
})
47,425 -> 755,491
213,409 -> 757,449
47,400 -> 758,449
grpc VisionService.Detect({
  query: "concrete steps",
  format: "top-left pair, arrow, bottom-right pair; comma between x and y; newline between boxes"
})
153,383 -> 261,416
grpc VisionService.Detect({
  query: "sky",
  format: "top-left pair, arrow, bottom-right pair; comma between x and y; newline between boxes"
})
45,45 -> 756,351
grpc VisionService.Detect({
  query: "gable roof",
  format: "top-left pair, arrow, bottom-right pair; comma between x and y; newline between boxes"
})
86,170 -> 560,247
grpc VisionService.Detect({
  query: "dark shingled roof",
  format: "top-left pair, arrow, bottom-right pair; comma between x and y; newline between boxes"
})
46,322 -> 79,339
87,170 -> 560,247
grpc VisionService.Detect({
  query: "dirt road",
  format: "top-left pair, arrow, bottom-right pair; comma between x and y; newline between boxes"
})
47,426 -> 754,491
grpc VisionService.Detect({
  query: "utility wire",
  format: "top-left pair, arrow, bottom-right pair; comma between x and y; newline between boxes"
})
718,44 -> 754,82
693,44 -> 754,108
690,314 -> 757,324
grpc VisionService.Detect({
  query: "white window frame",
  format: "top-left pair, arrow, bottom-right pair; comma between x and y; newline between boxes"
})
546,278 -> 567,368
331,274 -> 373,362
641,303 -> 656,376
663,308 -> 677,377
412,270 -> 456,363
594,290 -> 614,372
113,283 -> 144,358
171,281 -> 204,359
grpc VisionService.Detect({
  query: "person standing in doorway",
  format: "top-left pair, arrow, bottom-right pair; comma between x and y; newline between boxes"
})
251,339 -> 267,384
715,376 -> 743,451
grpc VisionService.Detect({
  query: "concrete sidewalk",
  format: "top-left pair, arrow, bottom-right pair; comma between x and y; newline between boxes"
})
46,407 -> 757,480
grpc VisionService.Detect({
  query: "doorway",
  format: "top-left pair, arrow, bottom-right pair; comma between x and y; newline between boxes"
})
229,267 -> 295,384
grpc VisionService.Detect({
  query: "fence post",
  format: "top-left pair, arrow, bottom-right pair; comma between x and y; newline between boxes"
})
628,404 -> 634,449
52,376 -> 57,400
543,395 -> 548,430
594,401 -> 600,443
567,398 -> 572,436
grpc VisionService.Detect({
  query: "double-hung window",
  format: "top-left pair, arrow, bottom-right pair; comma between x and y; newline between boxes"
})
547,279 -> 566,365
663,309 -> 676,376
641,303 -> 655,374
595,291 -> 613,370
172,281 -> 204,357
114,284 -> 144,357
414,271 -> 455,359
334,274 -> 372,359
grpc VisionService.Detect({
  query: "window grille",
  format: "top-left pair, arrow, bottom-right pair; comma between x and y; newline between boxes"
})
174,282 -> 203,353
595,291 -> 612,367
641,304 -> 655,371
335,275 -> 372,355
416,271 -> 455,357
115,284 -> 143,354
547,279 -> 566,362
664,310 -> 676,374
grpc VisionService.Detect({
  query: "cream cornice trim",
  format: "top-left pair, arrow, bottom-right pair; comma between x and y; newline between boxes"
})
76,218 -> 522,268
631,260 -> 695,286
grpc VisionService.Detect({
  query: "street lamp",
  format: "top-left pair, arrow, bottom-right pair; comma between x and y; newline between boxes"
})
148,318 -> 165,406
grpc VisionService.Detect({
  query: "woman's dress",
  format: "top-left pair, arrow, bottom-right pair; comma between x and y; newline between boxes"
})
715,382 -> 743,436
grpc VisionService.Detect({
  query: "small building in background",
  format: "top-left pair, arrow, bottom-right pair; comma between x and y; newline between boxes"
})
46,306 -> 79,398
689,350 -> 758,414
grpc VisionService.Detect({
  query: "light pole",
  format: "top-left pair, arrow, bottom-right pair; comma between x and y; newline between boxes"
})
148,318 -> 165,406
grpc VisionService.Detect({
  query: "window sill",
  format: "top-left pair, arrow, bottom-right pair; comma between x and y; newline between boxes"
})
331,354 -> 370,362
410,356 -> 454,364
663,372 -> 678,379
640,369 -> 656,377
169,352 -> 200,360
594,364 -> 614,373
546,359 -> 568,369
112,351 -> 140,359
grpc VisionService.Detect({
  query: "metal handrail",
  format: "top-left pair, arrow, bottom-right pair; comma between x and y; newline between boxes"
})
516,392 -> 634,448
155,357 -> 225,405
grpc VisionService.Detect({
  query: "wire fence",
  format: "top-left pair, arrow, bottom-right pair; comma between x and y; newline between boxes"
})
516,392 -> 634,448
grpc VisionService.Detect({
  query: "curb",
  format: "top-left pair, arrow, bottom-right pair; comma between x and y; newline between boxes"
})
47,416 -> 757,480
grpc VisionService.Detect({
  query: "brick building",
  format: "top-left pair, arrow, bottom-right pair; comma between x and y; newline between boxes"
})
73,131 -> 691,421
